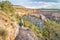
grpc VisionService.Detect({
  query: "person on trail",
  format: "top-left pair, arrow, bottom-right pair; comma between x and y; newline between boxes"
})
19,19 -> 24,28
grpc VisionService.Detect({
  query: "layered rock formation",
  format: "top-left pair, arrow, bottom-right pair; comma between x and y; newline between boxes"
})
13,5 -> 38,16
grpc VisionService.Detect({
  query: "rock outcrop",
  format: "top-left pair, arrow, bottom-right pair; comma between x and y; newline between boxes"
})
13,5 -> 38,16
23,14 -> 45,29
15,28 -> 38,40
0,13 -> 19,40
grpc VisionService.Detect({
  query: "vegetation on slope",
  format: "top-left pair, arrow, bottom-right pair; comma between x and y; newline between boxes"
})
23,18 -> 60,40
23,20 -> 43,40
0,0 -> 16,22
0,1 -> 15,14
42,21 -> 60,40
0,28 -> 8,40
0,1 -> 19,40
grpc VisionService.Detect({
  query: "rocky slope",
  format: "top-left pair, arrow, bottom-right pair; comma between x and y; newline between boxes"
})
15,28 -> 38,40
23,14 -> 48,29
0,12 -> 19,40
0,5 -> 60,40
0,11 -> 38,40
13,5 -> 38,16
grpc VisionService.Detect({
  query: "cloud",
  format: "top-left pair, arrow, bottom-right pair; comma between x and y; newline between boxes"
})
30,0 -> 58,2
7,0 -> 60,9
8,0 -> 30,5
21,2 -> 60,9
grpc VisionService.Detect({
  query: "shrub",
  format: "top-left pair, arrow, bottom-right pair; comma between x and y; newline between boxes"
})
42,20 -> 60,40
0,28 -> 8,40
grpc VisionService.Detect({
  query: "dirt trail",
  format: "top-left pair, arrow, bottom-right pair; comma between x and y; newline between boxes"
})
15,28 -> 38,40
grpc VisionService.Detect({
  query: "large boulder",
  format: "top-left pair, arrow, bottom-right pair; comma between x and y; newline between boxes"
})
0,13 -> 19,40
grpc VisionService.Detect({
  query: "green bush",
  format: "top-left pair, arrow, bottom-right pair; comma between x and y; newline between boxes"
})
0,1 -> 15,14
0,28 -> 8,40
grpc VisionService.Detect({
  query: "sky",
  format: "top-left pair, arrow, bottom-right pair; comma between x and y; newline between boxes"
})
0,0 -> 60,9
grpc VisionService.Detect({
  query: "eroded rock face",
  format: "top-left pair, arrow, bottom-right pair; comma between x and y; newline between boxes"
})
15,28 -> 38,40
40,14 -> 48,22
0,13 -> 19,40
23,14 -> 44,29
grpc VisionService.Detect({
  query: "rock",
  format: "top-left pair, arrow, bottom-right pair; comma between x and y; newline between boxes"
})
23,14 -> 44,29
40,14 -> 48,22
15,28 -> 38,40
0,13 -> 19,40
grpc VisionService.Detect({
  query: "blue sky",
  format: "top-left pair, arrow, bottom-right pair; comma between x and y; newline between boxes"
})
0,0 -> 60,9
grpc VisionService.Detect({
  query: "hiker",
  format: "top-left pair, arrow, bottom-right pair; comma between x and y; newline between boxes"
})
19,19 -> 24,28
